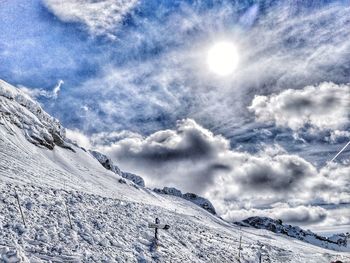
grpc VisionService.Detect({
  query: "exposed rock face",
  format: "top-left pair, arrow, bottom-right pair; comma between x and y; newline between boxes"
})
0,79 -> 73,151
236,216 -> 349,249
154,187 -> 182,197
121,172 -> 145,187
328,233 -> 349,247
89,150 -> 121,175
182,192 -> 216,215
153,187 -> 216,215
89,150 -> 145,187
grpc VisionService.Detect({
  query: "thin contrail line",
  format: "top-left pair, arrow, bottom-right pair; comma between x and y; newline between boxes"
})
330,140 -> 350,163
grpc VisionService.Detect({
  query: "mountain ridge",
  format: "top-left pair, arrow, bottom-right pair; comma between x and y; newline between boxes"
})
235,216 -> 349,251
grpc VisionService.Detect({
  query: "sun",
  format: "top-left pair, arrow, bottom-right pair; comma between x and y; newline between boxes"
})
207,41 -> 239,76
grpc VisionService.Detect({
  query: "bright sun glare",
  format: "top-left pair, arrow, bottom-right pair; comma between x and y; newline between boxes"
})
207,41 -> 239,76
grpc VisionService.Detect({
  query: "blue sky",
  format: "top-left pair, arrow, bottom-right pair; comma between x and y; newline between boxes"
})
1,0 -> 349,160
1,0 -> 349,227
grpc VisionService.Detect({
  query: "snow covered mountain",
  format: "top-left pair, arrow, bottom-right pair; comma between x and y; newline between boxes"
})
235,216 -> 349,251
0,79 -> 349,262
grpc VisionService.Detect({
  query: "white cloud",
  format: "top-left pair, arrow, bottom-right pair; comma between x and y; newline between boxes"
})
65,128 -> 91,149
223,205 -> 329,225
91,130 -> 141,146
60,2 -> 350,140
75,118 -> 350,225
329,130 -> 350,143
249,82 -> 350,132
18,80 -> 64,100
52,80 -> 64,99
43,0 -> 139,38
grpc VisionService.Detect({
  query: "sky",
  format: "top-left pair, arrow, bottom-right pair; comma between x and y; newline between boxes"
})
0,0 -> 349,230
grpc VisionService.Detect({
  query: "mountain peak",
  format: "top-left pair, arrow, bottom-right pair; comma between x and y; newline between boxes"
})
0,79 -> 71,150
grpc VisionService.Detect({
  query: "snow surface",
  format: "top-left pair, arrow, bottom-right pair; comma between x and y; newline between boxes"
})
1,79 -> 350,262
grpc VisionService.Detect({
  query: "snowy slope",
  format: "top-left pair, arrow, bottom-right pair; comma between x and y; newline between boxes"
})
0,79 -> 349,262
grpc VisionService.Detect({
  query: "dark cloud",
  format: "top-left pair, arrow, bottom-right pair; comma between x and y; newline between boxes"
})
117,129 -> 218,162
66,118 -> 350,226
98,119 -> 228,162
276,206 -> 328,224
90,119 -> 229,193
72,118 -> 349,207
236,156 -> 310,192
224,205 -> 330,225
209,163 -> 231,171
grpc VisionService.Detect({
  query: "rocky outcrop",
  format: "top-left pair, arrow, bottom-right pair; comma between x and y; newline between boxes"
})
121,172 -> 145,187
235,216 -> 349,250
0,79 -> 73,151
154,187 -> 182,197
89,150 -> 121,175
89,150 -> 145,187
153,187 -> 216,215
328,233 -> 349,247
182,192 -> 216,215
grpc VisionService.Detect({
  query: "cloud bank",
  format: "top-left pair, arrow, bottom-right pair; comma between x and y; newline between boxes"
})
67,118 -> 350,225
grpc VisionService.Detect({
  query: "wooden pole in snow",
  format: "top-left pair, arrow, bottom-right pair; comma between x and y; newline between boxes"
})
238,235 -> 242,260
14,190 -> 26,227
258,244 -> 262,263
155,217 -> 159,240
65,200 -> 73,229
62,180 -> 72,229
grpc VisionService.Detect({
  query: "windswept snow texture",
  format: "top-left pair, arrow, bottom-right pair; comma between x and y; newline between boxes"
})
237,216 -> 350,252
0,79 -> 349,262
1,183 -> 349,263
